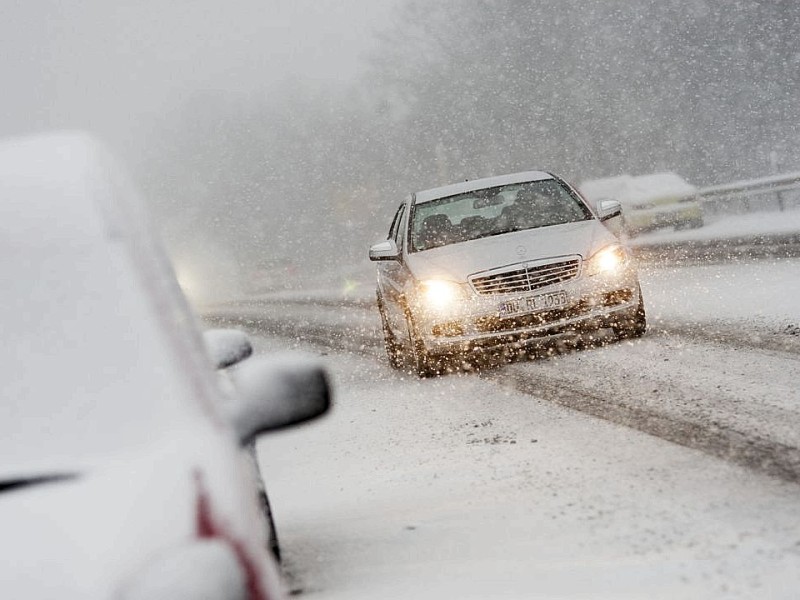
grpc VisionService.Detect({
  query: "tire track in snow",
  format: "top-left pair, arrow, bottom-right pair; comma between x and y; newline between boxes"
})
481,356 -> 800,484
649,319 -> 800,356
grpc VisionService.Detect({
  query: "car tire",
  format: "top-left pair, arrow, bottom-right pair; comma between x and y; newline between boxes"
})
246,443 -> 281,563
613,287 -> 647,339
258,488 -> 281,563
376,290 -> 404,370
404,308 -> 435,378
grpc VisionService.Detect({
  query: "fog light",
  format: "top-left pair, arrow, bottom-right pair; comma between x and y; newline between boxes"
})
602,288 -> 634,306
432,321 -> 465,337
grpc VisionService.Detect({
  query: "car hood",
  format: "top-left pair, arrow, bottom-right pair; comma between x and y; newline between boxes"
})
0,428 -> 281,600
405,219 -> 618,282
0,448 -> 196,599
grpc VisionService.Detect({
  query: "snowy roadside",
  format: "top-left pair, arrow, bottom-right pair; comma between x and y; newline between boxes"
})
641,257 -> 800,341
254,334 -> 800,600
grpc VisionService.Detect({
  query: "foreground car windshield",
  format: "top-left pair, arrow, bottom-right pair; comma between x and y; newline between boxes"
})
409,179 -> 593,252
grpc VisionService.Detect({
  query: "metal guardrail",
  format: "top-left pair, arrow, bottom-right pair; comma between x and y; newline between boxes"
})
697,170 -> 800,198
692,171 -> 800,212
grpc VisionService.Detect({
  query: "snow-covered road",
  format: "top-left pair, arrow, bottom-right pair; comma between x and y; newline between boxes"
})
205,255 -> 800,598
209,258 -> 800,477
252,330 -> 800,599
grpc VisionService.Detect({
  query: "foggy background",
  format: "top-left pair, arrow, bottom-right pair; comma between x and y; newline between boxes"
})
3,0 -> 798,300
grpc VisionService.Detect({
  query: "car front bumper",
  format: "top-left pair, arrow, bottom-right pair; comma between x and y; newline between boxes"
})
412,268 -> 641,356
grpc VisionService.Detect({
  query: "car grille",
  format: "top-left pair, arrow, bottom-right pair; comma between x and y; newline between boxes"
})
470,258 -> 580,296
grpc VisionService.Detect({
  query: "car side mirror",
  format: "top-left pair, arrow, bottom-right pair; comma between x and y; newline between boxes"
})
369,239 -> 400,261
225,354 -> 331,445
203,329 -> 253,369
597,199 -> 623,221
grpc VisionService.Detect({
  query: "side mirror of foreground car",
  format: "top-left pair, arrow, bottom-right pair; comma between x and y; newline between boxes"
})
203,329 -> 253,369
597,198 -> 623,221
225,354 -> 331,445
369,239 -> 401,261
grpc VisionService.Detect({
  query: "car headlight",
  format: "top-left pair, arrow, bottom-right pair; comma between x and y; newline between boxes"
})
417,280 -> 466,310
585,244 -> 629,276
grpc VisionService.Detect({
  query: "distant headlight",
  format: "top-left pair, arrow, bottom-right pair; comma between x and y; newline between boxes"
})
585,244 -> 629,276
175,265 -> 199,299
418,280 -> 465,310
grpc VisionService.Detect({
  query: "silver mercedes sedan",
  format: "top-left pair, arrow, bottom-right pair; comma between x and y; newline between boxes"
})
369,171 -> 646,376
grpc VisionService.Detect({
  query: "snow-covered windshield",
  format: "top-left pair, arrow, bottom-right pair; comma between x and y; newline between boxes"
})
409,179 -> 593,252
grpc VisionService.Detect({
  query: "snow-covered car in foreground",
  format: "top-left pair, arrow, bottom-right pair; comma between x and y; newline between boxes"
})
369,171 -> 646,376
0,132 -> 330,599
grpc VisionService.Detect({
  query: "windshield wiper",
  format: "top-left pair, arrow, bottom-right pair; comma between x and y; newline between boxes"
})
0,474 -> 77,494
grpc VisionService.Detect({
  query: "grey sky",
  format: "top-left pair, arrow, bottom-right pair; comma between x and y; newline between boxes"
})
0,0 -> 398,139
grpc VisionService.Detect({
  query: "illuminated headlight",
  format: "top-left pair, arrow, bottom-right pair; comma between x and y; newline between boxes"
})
418,280 -> 466,310
585,244 -> 629,277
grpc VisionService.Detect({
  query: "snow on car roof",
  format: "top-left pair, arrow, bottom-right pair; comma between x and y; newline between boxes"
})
0,131 -> 112,243
0,131 -> 221,478
414,170 -> 553,204
579,172 -> 696,204
578,175 -> 632,202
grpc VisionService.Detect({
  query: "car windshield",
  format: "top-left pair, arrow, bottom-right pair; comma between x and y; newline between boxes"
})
409,179 -> 593,252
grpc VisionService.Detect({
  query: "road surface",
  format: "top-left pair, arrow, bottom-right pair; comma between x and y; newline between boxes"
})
206,255 -> 800,599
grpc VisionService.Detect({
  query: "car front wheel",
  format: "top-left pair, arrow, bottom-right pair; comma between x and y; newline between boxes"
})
258,488 -> 281,563
613,288 -> 647,339
377,290 -> 404,369
404,308 -> 435,378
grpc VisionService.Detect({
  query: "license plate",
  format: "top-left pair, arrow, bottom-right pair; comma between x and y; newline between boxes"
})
499,291 -> 568,317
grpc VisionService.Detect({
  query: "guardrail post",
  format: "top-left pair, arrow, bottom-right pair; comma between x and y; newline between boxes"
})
770,151 -> 786,212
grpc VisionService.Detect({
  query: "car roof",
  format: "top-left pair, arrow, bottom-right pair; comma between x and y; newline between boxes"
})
414,170 -> 554,204
0,131 -> 221,478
